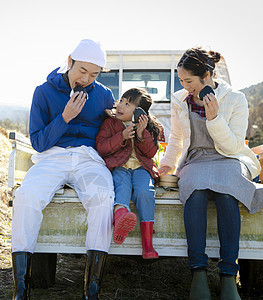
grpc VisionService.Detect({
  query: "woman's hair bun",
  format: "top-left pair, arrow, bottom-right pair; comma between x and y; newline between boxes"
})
209,50 -> 221,64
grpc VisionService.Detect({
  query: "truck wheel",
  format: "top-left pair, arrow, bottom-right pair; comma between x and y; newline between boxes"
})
31,253 -> 57,288
239,259 -> 263,295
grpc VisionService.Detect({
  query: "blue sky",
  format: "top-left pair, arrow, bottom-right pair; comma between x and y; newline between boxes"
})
1,0 -> 262,107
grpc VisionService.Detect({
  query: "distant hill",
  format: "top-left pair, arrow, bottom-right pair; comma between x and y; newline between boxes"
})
0,105 -> 30,135
241,82 -> 263,108
241,82 -> 263,146
0,105 -> 29,123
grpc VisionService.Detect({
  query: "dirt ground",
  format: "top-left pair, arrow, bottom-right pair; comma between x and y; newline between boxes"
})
1,130 -> 263,300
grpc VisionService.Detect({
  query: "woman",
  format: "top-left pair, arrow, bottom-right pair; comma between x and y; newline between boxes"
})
159,47 -> 262,300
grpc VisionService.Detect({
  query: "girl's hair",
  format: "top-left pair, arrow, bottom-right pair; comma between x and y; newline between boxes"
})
177,47 -> 222,80
121,88 -> 161,145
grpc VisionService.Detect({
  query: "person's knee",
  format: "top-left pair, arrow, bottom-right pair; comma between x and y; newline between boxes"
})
191,189 -> 209,198
218,194 -> 236,201
216,193 -> 238,208
81,190 -> 114,211
186,190 -> 209,209
133,188 -> 154,200
14,187 -> 40,209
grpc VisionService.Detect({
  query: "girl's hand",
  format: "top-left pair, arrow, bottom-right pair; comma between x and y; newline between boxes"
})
62,91 -> 87,123
136,115 -> 148,140
203,93 -> 219,121
158,166 -> 172,175
122,123 -> 135,140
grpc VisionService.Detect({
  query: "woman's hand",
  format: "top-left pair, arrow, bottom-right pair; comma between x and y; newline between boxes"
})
158,166 -> 172,175
136,115 -> 148,140
203,93 -> 219,121
122,123 -> 135,140
62,91 -> 87,123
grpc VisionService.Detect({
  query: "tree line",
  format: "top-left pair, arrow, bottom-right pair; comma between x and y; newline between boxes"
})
242,82 -> 263,147
0,118 -> 28,136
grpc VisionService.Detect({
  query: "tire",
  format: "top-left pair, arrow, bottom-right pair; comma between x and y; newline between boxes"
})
31,253 -> 57,288
239,259 -> 263,295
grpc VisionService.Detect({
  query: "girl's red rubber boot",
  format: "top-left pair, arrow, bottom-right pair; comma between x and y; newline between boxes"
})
113,208 -> 137,244
140,222 -> 159,259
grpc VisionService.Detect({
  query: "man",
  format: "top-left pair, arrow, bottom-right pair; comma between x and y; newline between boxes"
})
11,39 -> 115,299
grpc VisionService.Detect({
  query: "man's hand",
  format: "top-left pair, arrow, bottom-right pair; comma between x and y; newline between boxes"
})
122,123 -> 135,140
62,91 -> 87,123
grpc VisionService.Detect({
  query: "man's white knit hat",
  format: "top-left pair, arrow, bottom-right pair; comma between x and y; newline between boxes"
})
58,39 -> 106,73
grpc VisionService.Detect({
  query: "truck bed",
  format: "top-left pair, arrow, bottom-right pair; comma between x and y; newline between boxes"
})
8,132 -> 263,259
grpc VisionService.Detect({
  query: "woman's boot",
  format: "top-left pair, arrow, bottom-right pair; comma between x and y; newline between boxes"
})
189,270 -> 211,300
140,222 -> 159,259
220,275 -> 241,300
113,207 -> 136,244
83,250 -> 107,300
12,251 -> 32,300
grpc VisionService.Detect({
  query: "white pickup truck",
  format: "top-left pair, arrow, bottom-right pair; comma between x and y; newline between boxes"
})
8,51 -> 263,290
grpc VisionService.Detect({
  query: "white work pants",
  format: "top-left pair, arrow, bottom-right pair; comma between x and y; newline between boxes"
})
11,146 -> 114,253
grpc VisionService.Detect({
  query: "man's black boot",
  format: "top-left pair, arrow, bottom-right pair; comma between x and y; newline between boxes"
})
12,252 -> 32,300
83,250 -> 107,300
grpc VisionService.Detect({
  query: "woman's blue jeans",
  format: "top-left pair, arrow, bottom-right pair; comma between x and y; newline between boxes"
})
112,166 -> 155,222
184,189 -> 240,275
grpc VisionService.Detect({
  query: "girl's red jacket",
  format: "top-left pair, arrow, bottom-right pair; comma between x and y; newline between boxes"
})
96,117 -> 160,181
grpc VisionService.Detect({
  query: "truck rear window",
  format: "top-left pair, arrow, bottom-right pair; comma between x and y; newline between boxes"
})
97,70 -> 182,102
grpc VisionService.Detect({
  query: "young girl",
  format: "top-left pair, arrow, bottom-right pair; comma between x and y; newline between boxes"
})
96,88 -> 162,259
